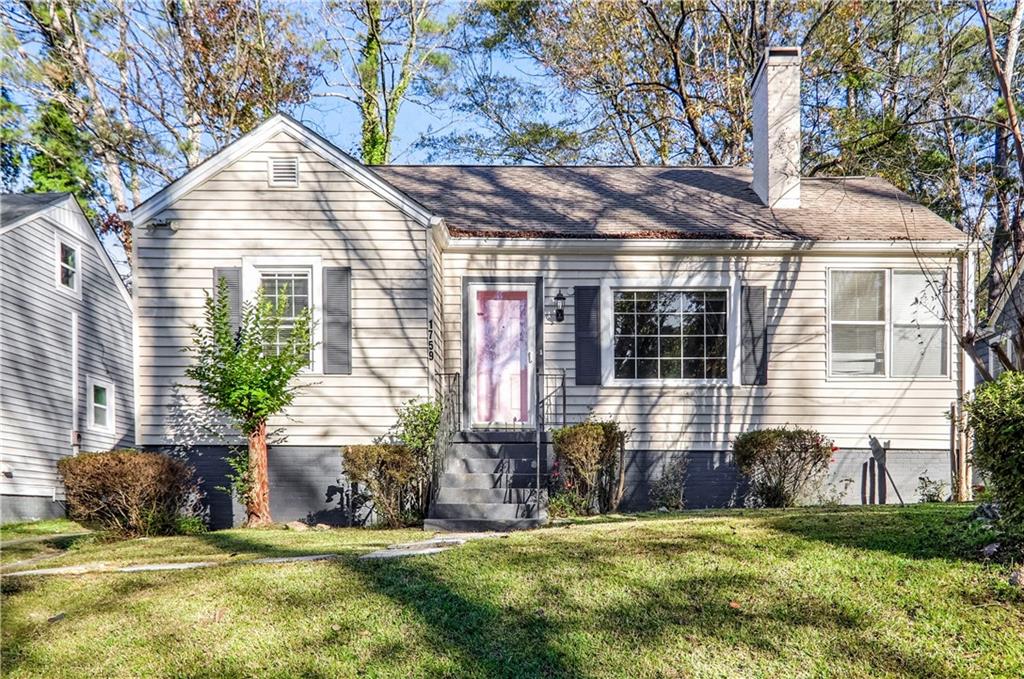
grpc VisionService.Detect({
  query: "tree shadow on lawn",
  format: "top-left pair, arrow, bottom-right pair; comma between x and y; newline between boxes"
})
191,528 -> 400,560
343,526 -> 963,679
558,504 -> 983,564
1,573 -> 177,673
759,504 -> 983,563
0,524 -> 984,678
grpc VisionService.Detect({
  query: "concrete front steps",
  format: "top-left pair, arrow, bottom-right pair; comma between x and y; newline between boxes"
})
425,431 -> 548,533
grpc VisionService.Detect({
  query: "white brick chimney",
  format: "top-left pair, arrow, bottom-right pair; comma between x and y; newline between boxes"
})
751,46 -> 801,209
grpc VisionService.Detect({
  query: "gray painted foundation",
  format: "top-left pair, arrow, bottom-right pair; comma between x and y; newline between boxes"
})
616,447 -> 953,510
160,444 -> 952,530
1,495 -> 66,523
157,446 -> 364,530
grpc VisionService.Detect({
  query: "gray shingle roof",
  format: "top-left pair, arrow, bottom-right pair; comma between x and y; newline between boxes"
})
0,193 -> 68,227
373,166 -> 965,241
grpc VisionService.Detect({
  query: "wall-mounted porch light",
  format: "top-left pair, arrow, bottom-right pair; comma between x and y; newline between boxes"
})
554,289 -> 566,323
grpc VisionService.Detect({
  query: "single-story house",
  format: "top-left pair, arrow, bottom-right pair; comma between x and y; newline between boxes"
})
0,193 -> 135,521
130,47 -> 974,530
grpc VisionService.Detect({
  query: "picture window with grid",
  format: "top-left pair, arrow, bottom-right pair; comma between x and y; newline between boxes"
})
612,289 -> 728,381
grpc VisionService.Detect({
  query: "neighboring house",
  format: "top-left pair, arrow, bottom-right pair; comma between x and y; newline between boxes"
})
132,47 -> 974,530
0,193 -> 135,521
975,256 -> 1023,381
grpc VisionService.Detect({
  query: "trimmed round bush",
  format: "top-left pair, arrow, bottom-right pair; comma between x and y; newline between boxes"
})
965,371 -> 1024,537
733,428 -> 836,508
342,444 -> 418,528
58,450 -> 205,536
551,420 -> 629,514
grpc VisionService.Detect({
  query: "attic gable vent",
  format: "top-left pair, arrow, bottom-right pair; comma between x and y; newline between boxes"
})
268,157 -> 299,187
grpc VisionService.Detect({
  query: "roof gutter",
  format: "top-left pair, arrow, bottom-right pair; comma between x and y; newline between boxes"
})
441,237 -> 969,257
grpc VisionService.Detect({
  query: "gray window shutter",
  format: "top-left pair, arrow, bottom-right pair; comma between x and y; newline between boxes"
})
574,286 -> 601,385
741,285 -> 768,385
323,267 -> 352,374
212,267 -> 241,336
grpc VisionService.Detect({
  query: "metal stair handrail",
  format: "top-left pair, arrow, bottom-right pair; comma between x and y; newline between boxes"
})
430,372 -> 461,506
534,370 -> 567,511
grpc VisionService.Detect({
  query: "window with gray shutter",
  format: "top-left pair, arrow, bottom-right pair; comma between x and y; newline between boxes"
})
323,267 -> 352,374
741,286 -> 768,385
574,286 -> 601,385
212,267 -> 241,336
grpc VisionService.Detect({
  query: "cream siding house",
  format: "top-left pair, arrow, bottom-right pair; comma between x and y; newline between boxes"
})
132,47 -> 973,530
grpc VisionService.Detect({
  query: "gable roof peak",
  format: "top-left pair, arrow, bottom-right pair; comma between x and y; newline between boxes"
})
130,113 -> 434,228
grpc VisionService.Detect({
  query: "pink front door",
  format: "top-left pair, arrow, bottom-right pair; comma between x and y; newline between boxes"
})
473,289 -> 532,426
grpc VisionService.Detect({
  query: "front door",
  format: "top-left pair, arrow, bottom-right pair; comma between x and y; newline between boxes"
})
468,284 -> 535,428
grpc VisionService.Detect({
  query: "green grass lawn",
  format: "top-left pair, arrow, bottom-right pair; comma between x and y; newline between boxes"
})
2,504 -> 1021,678
0,519 -> 91,566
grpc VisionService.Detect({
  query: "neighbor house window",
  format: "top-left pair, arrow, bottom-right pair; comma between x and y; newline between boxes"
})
613,289 -> 728,381
829,270 -> 948,378
259,269 -> 312,367
988,333 -> 1015,379
56,240 -> 80,293
86,376 -> 115,433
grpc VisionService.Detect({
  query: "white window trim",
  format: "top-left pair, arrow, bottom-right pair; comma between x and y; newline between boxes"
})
267,156 -> 300,188
826,267 -> 952,381
54,232 -> 82,298
85,375 -> 115,434
600,273 -> 741,387
242,256 -> 323,374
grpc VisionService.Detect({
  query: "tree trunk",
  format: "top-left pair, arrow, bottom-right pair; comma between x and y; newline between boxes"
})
246,420 -> 273,527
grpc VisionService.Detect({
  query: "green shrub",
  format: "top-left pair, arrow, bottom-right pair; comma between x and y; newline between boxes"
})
214,447 -> 254,507
546,486 -> 589,518
58,450 -> 205,537
388,398 -> 442,517
917,475 -> 948,503
965,371 -> 1024,542
650,454 -> 688,510
551,419 -> 630,514
342,444 -> 418,528
733,428 -> 836,508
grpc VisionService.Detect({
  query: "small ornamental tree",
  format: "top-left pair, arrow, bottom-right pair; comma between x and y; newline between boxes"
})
185,277 -> 313,527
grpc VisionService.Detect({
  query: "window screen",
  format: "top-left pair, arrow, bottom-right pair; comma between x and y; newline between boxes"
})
891,271 -> 947,377
830,271 -> 885,375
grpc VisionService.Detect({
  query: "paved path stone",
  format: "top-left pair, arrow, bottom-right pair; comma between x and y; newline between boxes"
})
4,530 -> 511,573
117,562 -> 218,573
360,531 -> 508,560
252,554 -> 340,564
3,554 -> 344,578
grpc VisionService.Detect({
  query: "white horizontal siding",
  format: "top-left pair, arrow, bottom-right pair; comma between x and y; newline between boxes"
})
135,131 -> 431,446
444,251 -> 962,451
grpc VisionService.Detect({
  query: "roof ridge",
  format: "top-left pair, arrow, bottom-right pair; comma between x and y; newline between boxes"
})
375,164 -> 745,170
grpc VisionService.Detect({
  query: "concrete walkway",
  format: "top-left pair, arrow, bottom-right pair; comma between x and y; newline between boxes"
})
2,532 -> 508,576
359,532 -> 508,560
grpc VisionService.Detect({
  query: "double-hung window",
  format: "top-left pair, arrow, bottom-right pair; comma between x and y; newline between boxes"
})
259,269 -> 313,368
829,269 -> 948,378
56,238 -> 80,294
86,376 -> 115,433
613,289 -> 728,381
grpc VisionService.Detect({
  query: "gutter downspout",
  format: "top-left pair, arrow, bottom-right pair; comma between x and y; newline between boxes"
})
956,248 -> 977,502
